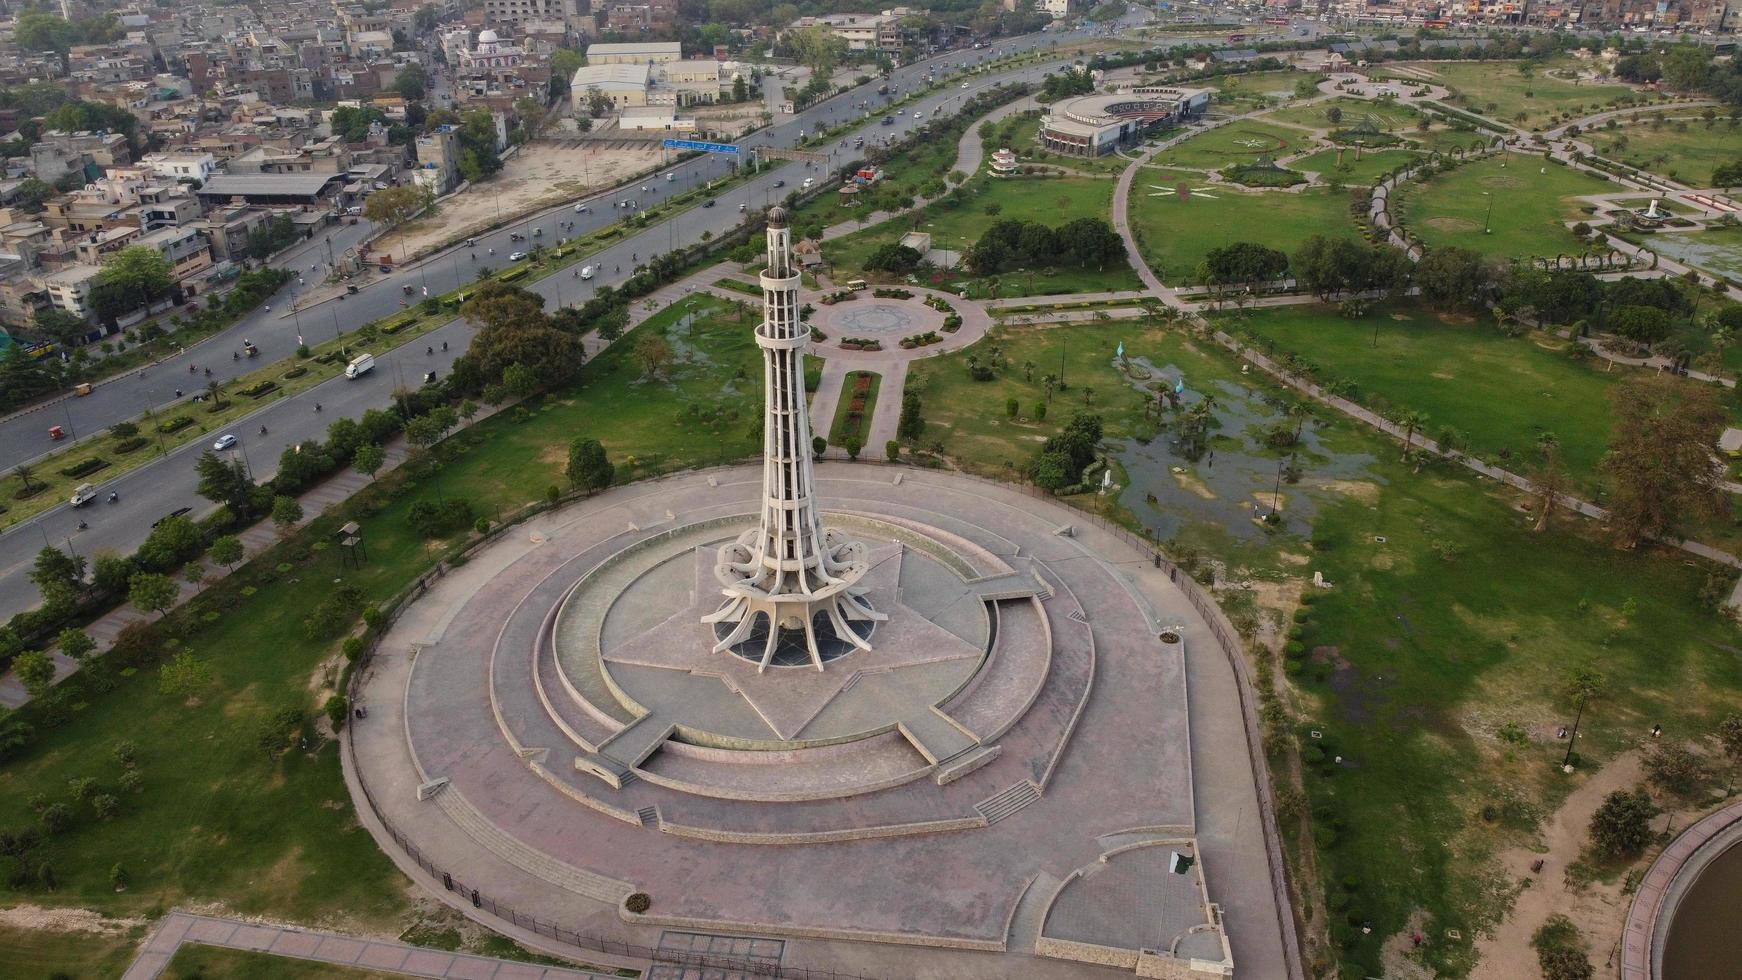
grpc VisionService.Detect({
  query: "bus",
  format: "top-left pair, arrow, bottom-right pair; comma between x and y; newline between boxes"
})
1263,17 -> 1289,26
1423,18 -> 1450,28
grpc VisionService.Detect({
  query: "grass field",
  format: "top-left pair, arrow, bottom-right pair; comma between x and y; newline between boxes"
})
1262,96 -> 1423,134
1128,186 -> 1353,285
1594,115 -> 1742,185
0,925 -> 143,980
904,308 -> 1742,978
1396,156 -> 1611,259
829,370 -> 881,447
1234,302 -> 1618,491
0,298 -> 759,942
1381,59 -> 1642,130
1150,121 -> 1316,170
1404,127 -> 1494,154
1294,147 -> 1420,185
824,175 -> 1142,296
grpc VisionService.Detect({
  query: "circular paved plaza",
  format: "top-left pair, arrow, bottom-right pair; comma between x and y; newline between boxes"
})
808,287 -> 992,361
347,464 -> 1287,978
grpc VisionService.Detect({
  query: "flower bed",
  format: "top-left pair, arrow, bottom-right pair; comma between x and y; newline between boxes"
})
59,457 -> 110,479
282,366 -> 309,380
818,290 -> 857,305
924,295 -> 954,313
113,437 -> 149,455
872,287 -> 913,299
158,416 -> 194,435
942,314 -> 963,333
238,381 -> 279,399
899,331 -> 944,349
841,337 -> 883,351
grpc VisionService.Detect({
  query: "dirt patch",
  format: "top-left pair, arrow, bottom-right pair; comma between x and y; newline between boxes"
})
1379,909 -> 1439,980
1253,490 -> 1286,512
1479,175 -> 1526,190
390,141 -> 663,261
1316,478 -> 1380,504
1431,371 -> 1456,380
1424,216 -> 1480,233
0,905 -> 148,935
1172,470 -> 1217,499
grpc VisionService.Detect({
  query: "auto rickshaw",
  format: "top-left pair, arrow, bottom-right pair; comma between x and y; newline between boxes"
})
48,425 -> 64,441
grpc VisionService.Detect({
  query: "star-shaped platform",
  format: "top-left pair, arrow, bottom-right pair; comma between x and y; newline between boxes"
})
599,542 -> 986,744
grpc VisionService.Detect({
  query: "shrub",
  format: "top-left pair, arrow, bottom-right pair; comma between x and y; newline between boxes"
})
625,892 -> 651,913
303,584 -> 368,641
407,498 -> 476,539
325,695 -> 349,731
1588,788 -> 1658,855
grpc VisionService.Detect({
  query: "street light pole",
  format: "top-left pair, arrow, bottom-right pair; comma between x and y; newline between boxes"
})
1482,192 -> 1494,235
1562,696 -> 1587,768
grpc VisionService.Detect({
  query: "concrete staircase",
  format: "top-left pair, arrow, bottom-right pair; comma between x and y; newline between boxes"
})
976,780 -> 1041,825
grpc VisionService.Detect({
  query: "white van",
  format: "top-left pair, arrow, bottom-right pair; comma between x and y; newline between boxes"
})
580,265 -> 596,280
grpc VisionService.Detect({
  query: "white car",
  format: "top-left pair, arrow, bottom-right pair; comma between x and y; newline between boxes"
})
914,110 -> 923,118
573,203 -> 590,213
580,265 -> 596,280
509,250 -> 528,261
213,434 -> 238,450
802,177 -> 815,189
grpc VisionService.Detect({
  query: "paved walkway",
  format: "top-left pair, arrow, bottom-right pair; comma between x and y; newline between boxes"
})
123,911 -> 622,980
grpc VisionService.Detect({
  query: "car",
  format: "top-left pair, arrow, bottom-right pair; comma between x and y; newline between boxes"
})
962,82 -> 969,88
703,199 -> 716,208
802,177 -> 815,188
213,434 -> 237,451
665,173 -> 675,181
914,110 -> 923,118
508,250 -> 527,261
773,179 -> 786,188
573,203 -> 590,212
580,265 -> 596,280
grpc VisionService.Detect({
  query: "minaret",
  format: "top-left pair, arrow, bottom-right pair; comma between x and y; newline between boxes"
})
702,207 -> 885,671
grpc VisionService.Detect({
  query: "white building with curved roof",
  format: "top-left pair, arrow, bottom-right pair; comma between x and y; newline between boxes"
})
1038,86 -> 1212,157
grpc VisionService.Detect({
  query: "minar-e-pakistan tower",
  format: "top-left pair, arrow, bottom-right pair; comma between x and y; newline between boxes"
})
701,207 -> 885,671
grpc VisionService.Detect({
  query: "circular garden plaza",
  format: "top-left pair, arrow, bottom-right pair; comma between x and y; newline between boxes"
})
347,210 -> 1291,980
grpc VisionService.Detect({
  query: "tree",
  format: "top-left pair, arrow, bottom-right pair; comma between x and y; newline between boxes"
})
271,495 -> 304,533
1662,46 -> 1712,92
93,246 -> 174,316
392,64 -> 427,101
1532,915 -> 1594,980
158,649 -> 212,698
353,443 -> 386,482
1394,410 -> 1428,460
32,307 -> 90,346
208,535 -> 244,569
566,438 -> 613,494
1601,376 -> 1729,548
12,651 -> 56,698
788,25 -> 850,79
195,451 -> 256,517
1609,305 -> 1673,345
897,389 -> 925,444
1718,713 -> 1742,783
633,334 -> 672,378
30,546 -> 86,599
1199,241 -> 1288,301
364,185 -> 433,257
13,463 -> 39,494
56,629 -> 95,662
1588,788 -> 1658,855
1530,432 -> 1568,532
1325,105 -> 1343,125
127,572 -> 178,619
1414,246 -> 1491,311
864,243 -> 922,273
1644,742 -> 1706,795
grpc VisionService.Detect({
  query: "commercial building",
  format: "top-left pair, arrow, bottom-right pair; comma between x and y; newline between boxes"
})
1038,86 -> 1211,157
789,12 -> 909,53
570,63 -> 656,110
584,41 -> 683,65
413,126 -> 461,195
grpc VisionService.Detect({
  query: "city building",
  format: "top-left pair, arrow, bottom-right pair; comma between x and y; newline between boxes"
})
584,40 -> 682,65
1038,86 -> 1212,157
789,12 -> 910,54
413,126 -> 461,195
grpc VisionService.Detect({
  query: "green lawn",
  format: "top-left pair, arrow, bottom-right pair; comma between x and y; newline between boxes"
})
903,307 -> 1742,978
1127,186 -> 1353,285
162,945 -> 400,979
824,175 -> 1142,296
829,370 -> 881,447
1397,156 -> 1612,260
1233,302 -> 1623,490
1405,127 -> 1494,155
1594,115 -> 1742,186
0,925 -> 142,980
0,297 -> 759,933
1150,121 -> 1316,171
1380,59 -> 1644,130
1262,96 -> 1422,134
1294,147 -> 1421,185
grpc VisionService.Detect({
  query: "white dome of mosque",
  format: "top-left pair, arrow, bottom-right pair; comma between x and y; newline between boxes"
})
477,29 -> 499,45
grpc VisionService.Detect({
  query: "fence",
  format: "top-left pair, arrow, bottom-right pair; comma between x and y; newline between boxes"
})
342,460 -> 1305,980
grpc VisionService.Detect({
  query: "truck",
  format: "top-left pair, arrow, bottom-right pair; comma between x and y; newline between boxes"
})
345,353 -> 375,379
69,483 -> 98,507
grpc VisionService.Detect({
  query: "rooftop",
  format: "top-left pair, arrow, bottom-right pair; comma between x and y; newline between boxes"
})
196,172 -> 342,196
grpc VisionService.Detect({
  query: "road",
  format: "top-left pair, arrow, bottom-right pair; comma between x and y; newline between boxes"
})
0,20 -> 1280,619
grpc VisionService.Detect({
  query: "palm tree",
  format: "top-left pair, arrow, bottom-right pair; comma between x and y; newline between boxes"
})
205,379 -> 223,406
1396,410 -> 1429,460
1082,386 -> 1094,406
14,463 -> 37,494
1041,374 -> 1059,404
1022,359 -> 1035,382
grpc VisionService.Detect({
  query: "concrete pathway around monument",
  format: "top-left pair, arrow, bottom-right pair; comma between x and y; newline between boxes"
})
122,911 -> 626,980
345,463 -> 1290,980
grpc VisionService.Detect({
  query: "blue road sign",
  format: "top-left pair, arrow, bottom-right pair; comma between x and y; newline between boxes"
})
663,138 -> 739,155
